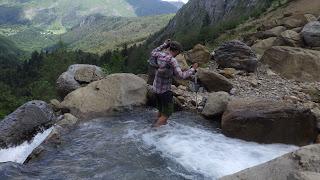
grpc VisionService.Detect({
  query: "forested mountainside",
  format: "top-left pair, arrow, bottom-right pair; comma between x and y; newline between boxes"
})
0,0 -> 178,52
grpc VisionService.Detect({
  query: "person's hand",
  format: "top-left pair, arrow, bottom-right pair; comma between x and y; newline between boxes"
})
192,63 -> 199,70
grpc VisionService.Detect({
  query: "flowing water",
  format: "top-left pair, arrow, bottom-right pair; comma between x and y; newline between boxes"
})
0,109 -> 298,180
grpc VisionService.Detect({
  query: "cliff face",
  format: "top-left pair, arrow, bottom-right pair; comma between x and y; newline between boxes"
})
152,0 -> 271,45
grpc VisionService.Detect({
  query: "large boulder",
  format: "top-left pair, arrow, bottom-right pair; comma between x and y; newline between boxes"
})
186,44 -> 211,65
0,101 -> 56,148
197,68 -> 233,93
302,21 -> 320,47
214,40 -> 258,72
56,64 -> 104,99
280,30 -> 303,47
261,46 -> 320,82
221,98 -> 318,146
252,37 -> 283,55
220,144 -> 320,180
61,73 -> 147,119
202,92 -> 231,118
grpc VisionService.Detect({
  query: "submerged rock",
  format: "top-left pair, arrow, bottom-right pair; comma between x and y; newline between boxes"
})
0,101 -> 56,148
220,144 -> 320,180
221,98 -> 318,146
61,73 -> 147,119
214,40 -> 258,72
56,64 -> 104,99
197,68 -> 233,93
261,46 -> 320,82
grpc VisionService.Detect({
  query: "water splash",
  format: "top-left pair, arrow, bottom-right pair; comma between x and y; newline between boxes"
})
0,127 -> 53,164
138,122 -> 298,179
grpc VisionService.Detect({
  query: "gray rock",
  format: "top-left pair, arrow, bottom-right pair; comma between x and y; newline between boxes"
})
221,98 -> 318,146
311,108 -> 320,130
0,101 -> 56,148
186,44 -> 211,65
61,73 -> 147,119
261,46 -> 320,82
56,113 -> 79,127
202,92 -> 231,118
302,21 -> 320,47
56,64 -> 104,99
252,37 -> 283,55
214,40 -> 258,72
220,144 -> 320,180
262,26 -> 287,38
280,30 -> 303,47
197,68 -> 234,93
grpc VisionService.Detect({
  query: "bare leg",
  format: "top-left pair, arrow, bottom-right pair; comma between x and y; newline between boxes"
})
154,115 -> 168,127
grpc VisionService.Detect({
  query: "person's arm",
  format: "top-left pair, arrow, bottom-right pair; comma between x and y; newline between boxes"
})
151,40 -> 170,58
171,58 -> 196,79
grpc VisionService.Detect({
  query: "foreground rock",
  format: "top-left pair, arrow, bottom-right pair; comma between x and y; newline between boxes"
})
61,73 -> 147,119
202,92 -> 231,118
261,46 -> 320,82
302,21 -> 320,47
214,40 -> 258,72
0,101 -> 56,148
221,98 -> 317,146
220,144 -> 320,180
197,68 -> 233,93
56,64 -> 104,99
186,44 -> 211,65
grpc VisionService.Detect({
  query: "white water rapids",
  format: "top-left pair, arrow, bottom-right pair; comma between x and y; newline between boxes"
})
0,127 -> 53,164
0,110 -> 299,179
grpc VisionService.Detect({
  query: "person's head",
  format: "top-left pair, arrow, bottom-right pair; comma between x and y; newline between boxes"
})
168,41 -> 183,57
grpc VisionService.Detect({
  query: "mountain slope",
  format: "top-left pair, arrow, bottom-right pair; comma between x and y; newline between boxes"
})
0,0 -> 178,32
149,0 -> 274,49
61,14 -> 174,53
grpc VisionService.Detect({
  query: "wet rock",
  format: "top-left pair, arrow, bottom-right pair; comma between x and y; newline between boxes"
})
0,101 -> 56,148
197,68 -> 233,93
56,64 -> 104,99
220,144 -> 320,180
56,113 -> 79,127
280,30 -> 303,47
302,21 -> 320,47
261,46 -> 320,82
221,98 -> 318,146
202,92 -> 231,118
186,44 -> 211,65
214,40 -> 258,72
252,37 -> 283,55
61,73 -> 147,119
262,26 -> 286,38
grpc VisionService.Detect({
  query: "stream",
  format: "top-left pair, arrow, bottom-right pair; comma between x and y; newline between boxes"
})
0,109 -> 298,180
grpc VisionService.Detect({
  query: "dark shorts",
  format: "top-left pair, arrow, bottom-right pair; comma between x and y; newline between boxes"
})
156,91 -> 174,117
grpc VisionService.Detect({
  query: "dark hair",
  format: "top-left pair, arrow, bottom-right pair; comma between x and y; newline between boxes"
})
169,41 -> 183,53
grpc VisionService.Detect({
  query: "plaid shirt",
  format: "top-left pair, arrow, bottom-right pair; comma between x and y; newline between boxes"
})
151,43 -> 195,94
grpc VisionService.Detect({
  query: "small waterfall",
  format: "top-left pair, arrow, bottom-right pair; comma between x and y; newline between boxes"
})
0,127 -> 53,164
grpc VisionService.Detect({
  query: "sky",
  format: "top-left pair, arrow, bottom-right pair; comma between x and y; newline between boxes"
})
162,0 -> 189,3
